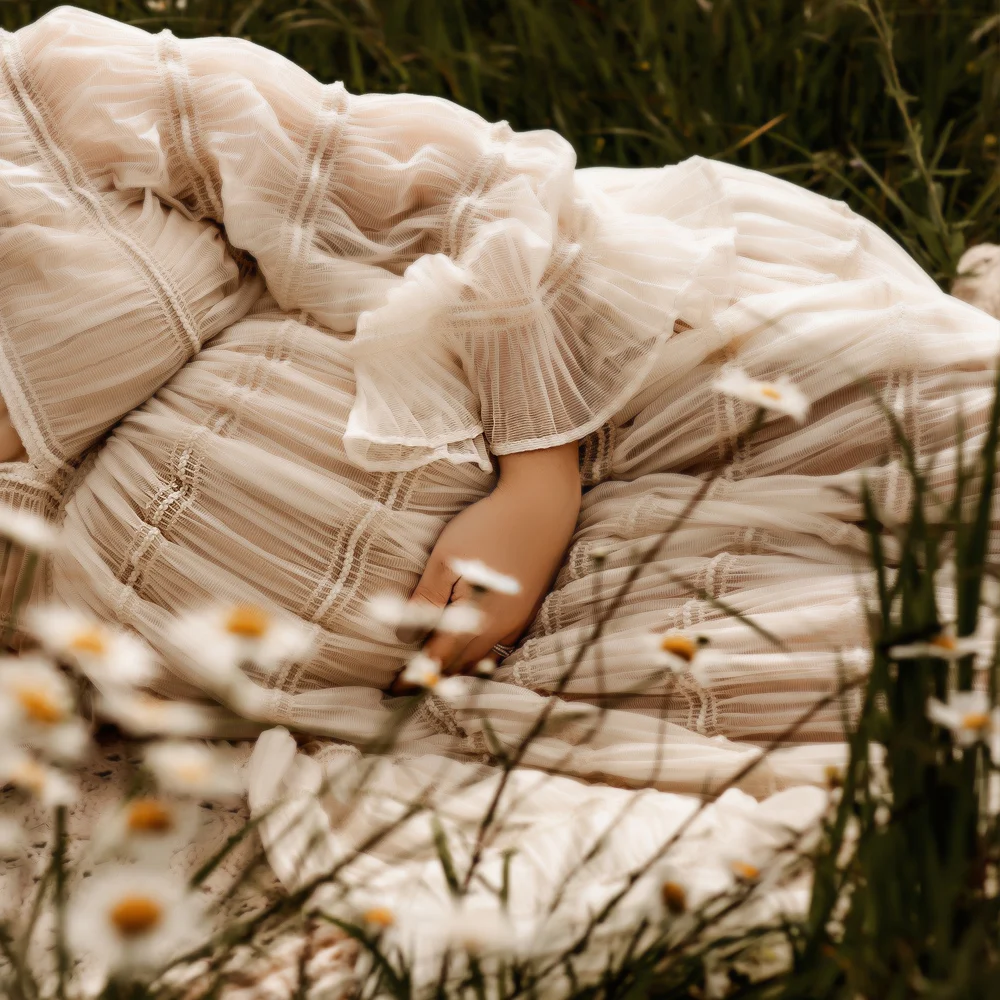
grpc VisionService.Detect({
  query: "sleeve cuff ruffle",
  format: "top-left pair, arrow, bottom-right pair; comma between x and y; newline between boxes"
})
344,157 -> 737,473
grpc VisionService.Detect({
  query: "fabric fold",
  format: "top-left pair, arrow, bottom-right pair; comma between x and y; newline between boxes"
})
344,161 -> 739,471
11,6 -> 740,474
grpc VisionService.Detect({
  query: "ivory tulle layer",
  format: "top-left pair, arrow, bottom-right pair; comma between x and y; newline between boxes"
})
1,6 -> 999,973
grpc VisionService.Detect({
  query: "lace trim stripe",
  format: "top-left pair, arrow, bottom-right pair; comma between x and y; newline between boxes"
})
156,30 -> 225,221
1,32 -> 203,365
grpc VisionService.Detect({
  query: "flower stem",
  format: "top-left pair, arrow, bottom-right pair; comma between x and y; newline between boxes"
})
52,805 -> 69,1000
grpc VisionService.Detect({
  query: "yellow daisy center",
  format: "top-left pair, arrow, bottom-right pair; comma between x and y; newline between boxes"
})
126,799 -> 175,834
824,764 -> 844,789
363,907 -> 395,928
110,896 -> 163,938
224,605 -> 270,639
961,711 -> 990,731
659,635 -> 697,662
760,386 -> 782,401
731,861 -> 761,881
931,634 -> 957,651
14,685 -> 65,725
70,628 -> 108,656
661,881 -> 687,915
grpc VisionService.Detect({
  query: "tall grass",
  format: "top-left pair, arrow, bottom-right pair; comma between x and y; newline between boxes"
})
1,2 -> 1000,997
3,0 -> 998,283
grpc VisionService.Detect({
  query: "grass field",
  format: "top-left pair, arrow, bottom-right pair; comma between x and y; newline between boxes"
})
4,0 -> 998,285
2,4 -> 1000,998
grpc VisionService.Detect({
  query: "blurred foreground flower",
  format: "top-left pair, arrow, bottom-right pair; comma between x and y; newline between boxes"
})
890,625 -> 982,662
654,632 -> 711,674
67,866 -> 203,976
441,901 -> 517,956
96,797 -> 199,862
168,602 -> 315,682
926,691 -> 995,746
0,507 -> 61,552
952,243 -> 1000,318
449,558 -> 522,595
361,905 -> 396,932
437,602 -> 485,634
368,593 -> 441,631
713,369 -> 810,423
27,604 -> 157,689
429,675 -> 469,704
653,860 -> 733,926
144,741 -> 244,799
473,657 -> 497,677
97,689 -> 221,738
0,655 -> 89,760
0,748 -> 76,806
369,593 -> 484,635
400,652 -> 442,688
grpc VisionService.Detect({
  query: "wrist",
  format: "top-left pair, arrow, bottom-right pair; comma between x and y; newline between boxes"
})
496,441 -> 580,483
493,443 -> 582,535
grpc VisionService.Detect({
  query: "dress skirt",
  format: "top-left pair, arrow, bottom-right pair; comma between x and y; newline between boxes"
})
46,158 -> 1000,798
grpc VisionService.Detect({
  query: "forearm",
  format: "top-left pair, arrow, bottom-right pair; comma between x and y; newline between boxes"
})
496,442 -> 582,504
494,442 -> 582,547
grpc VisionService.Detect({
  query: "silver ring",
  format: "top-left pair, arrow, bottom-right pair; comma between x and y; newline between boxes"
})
491,642 -> 516,659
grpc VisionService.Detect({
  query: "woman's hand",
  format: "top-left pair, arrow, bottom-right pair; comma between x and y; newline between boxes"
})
394,442 -> 581,683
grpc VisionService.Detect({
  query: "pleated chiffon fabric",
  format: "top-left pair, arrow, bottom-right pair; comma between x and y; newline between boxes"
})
1,6 -> 999,895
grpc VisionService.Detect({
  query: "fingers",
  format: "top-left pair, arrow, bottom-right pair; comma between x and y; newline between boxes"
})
397,554 -> 458,643
421,629 -> 470,675
448,631 -> 516,674
417,575 -> 477,671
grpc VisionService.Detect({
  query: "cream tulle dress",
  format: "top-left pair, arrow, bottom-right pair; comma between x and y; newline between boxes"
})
2,5 -> 999,955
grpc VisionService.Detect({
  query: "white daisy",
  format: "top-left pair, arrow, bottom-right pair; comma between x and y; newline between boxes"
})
473,658 -> 497,677
449,559 -> 522,595
400,652 -> 442,689
0,507 -> 61,553
652,632 -> 711,674
712,369 -> 810,423
0,656 -> 89,761
432,676 -> 468,704
27,605 -> 157,689
67,866 -> 203,975
96,690 -> 220,738
0,749 -> 77,807
144,741 -> 244,799
890,625 -> 982,663
95,797 -> 199,862
367,594 -> 441,632
926,690 -> 994,746
168,603 -> 315,682
653,860 -> 733,922
330,894 -> 398,935
440,902 -> 516,956
359,905 -> 396,933
436,602 -> 485,635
